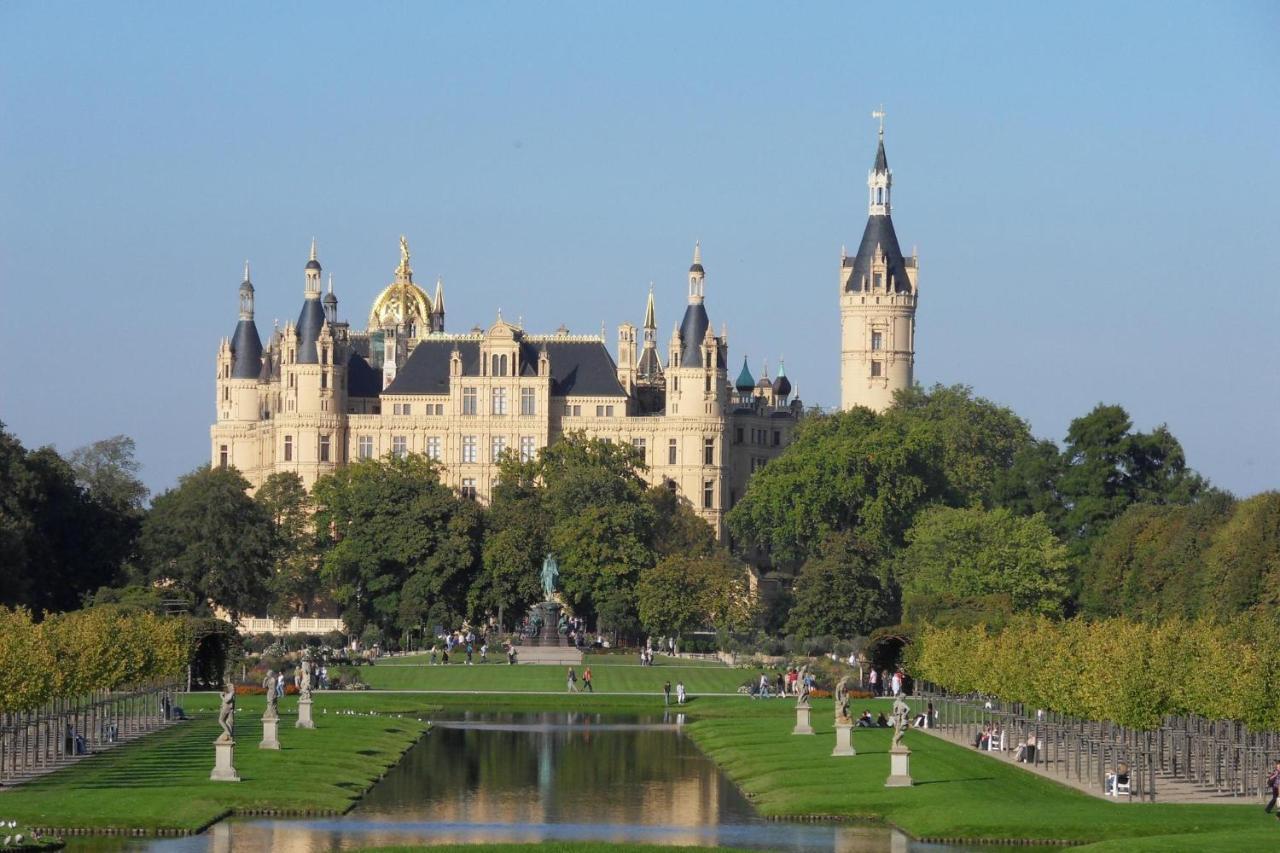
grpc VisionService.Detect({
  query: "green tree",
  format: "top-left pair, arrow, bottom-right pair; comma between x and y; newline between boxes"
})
646,485 -> 717,558
139,465 -> 274,623
785,534 -> 894,638
471,454 -> 546,628
537,435 -> 657,624
896,506 -> 1071,619
66,435 -> 149,512
726,408 -> 946,566
1201,492 -> 1280,619
312,455 -> 481,639
636,552 -> 753,639
887,384 -> 1033,506
255,472 -> 321,619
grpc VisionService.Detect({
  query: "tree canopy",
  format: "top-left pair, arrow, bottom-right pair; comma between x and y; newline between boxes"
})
785,533 -> 895,638
139,465 -> 274,623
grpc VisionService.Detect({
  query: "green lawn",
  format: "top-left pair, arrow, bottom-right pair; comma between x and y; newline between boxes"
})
0,693 -> 431,833
687,697 -> 1272,847
357,655 -> 755,695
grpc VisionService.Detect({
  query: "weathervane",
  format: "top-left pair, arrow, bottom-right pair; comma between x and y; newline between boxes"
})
872,105 -> 886,136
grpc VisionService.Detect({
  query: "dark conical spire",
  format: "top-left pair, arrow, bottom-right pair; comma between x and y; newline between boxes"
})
735,356 -> 755,393
873,136 -> 888,174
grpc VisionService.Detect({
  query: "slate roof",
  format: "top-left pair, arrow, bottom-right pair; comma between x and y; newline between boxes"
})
347,352 -> 382,397
843,214 -> 913,294
637,345 -> 663,382
383,338 -> 627,397
295,298 -> 326,363
229,319 -> 263,379
873,137 -> 888,173
677,302 -> 709,367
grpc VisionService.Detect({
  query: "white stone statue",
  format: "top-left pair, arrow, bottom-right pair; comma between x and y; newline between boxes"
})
217,683 -> 235,742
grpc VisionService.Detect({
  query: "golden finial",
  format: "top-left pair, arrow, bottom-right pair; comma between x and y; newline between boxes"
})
397,235 -> 411,276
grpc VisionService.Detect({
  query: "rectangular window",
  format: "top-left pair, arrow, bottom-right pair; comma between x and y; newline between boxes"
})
461,478 -> 477,500
426,436 -> 441,461
358,436 -> 373,459
871,361 -> 883,377
606,405 -> 615,417
462,387 -> 477,415
702,479 -> 714,509
668,438 -> 677,465
703,437 -> 715,466
632,437 -> 646,462
521,387 -> 536,416
284,435 -> 293,462
871,330 -> 884,351
321,371 -> 328,390
392,436 -> 407,459
319,434 -> 331,463
873,272 -> 883,289
572,405 -> 581,416
520,435 -> 536,462
735,427 -> 744,444
462,435 -> 477,463
773,430 -> 781,447
491,435 -> 507,462
751,457 -> 766,473
219,445 -> 228,468
492,387 -> 508,415
596,405 -> 605,417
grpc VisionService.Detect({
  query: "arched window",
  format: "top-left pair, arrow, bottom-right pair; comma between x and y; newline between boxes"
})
499,354 -> 508,376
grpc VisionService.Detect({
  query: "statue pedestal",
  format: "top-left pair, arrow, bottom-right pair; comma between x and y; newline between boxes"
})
832,722 -> 855,756
296,698 -> 315,729
885,744 -> 913,787
260,715 -> 280,750
792,705 -> 814,735
210,739 -> 240,781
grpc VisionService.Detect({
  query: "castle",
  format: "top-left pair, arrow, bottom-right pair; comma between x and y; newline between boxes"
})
212,127 -> 917,538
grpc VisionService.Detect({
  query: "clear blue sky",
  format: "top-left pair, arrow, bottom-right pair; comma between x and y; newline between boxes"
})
1,1 -> 1277,498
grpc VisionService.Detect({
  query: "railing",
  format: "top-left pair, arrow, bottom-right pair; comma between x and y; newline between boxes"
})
915,681 -> 1278,802
237,616 -> 347,635
0,679 -> 182,785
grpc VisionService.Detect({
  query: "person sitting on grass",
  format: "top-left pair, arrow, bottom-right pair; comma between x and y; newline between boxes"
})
876,712 -> 889,728
857,710 -> 874,727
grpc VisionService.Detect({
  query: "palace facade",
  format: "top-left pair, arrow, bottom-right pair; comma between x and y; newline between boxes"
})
212,129 -> 917,537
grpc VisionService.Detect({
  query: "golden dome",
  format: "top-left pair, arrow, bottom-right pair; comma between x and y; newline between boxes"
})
367,236 -> 432,329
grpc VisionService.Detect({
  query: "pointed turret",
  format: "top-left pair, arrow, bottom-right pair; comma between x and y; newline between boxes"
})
845,119 -> 912,295
772,358 -> 792,399
230,262 -> 263,379
734,356 -> 755,394
297,241 -> 326,363
323,273 -> 338,324
430,276 -> 446,332
637,285 -> 662,384
677,242 -> 711,367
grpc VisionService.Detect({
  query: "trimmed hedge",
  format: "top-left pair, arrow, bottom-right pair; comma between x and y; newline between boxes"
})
912,612 -> 1280,731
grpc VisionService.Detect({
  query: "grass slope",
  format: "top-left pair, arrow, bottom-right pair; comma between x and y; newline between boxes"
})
0,694 -> 431,833
354,845 -> 752,853
358,656 -> 752,694
687,698 -> 1272,846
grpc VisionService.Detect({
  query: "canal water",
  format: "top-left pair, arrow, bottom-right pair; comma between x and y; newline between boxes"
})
68,711 -> 985,852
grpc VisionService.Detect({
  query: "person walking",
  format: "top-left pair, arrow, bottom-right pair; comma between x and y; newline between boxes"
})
567,667 -> 579,693
583,666 -> 593,692
676,680 -> 686,705
480,642 -> 488,663
1265,759 -> 1280,815
663,680 -> 672,706
868,668 -> 878,696
466,643 -> 474,665
276,671 -> 286,699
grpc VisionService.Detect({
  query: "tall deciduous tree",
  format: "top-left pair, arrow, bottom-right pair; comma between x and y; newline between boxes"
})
255,471 -> 321,619
471,454 -> 546,628
785,534 -> 894,638
312,455 -> 481,640
636,552 -> 753,639
896,506 -> 1071,619
139,465 -> 274,623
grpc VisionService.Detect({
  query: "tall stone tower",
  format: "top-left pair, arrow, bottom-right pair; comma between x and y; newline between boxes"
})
840,115 -> 918,412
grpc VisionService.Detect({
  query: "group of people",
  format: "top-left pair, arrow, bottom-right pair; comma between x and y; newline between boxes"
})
430,628 -> 490,665
662,679 -> 687,705
973,723 -> 1038,763
867,667 -> 905,697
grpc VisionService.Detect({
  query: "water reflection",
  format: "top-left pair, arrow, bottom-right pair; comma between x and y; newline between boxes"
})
66,711 -> 983,852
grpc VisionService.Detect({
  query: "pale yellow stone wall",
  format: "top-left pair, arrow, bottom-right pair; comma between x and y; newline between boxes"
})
213,318 -> 797,537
